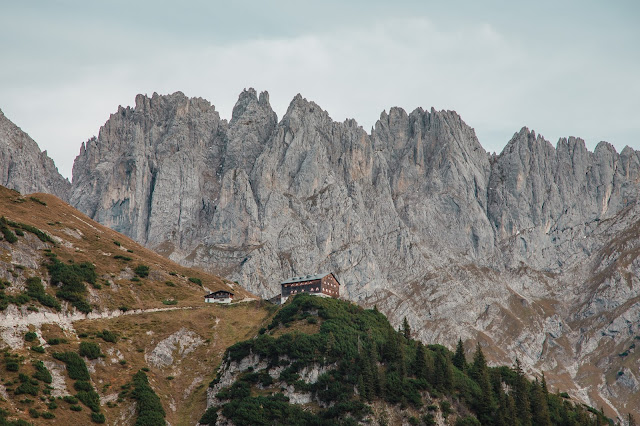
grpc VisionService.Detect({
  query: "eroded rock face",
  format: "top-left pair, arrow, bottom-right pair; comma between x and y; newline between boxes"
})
70,89 -> 640,419
145,327 -> 205,368
0,109 -> 70,199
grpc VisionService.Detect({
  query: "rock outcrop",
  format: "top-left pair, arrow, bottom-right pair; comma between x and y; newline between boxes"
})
0,109 -> 70,199
70,89 -> 640,420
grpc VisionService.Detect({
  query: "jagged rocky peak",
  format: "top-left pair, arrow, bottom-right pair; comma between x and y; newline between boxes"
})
70,91 -> 228,243
0,109 -> 70,200
225,88 -> 278,172
66,91 -> 640,418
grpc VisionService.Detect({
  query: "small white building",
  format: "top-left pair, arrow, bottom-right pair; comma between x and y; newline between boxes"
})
204,290 -> 234,304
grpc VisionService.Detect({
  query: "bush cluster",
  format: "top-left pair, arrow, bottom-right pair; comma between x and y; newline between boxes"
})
0,219 -> 18,243
188,277 -> 202,286
79,342 -> 102,359
3,217 -> 56,243
32,361 -> 53,384
46,258 -> 96,313
52,352 -> 90,381
134,264 -> 150,278
26,276 -> 61,311
130,370 -> 166,425
97,329 -> 118,343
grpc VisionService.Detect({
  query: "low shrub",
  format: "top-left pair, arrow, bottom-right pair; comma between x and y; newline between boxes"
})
91,412 -> 106,423
97,329 -> 118,343
41,411 -> 55,419
29,196 -> 47,206
33,361 -> 53,384
134,265 -> 149,278
77,389 -> 101,412
52,352 -> 90,381
63,395 -> 79,404
79,342 -> 102,359
130,371 -> 166,425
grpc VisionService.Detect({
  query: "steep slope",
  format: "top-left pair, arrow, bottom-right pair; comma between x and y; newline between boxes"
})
200,294 -> 611,426
68,90 -> 640,420
0,185 -> 265,425
0,110 -> 70,200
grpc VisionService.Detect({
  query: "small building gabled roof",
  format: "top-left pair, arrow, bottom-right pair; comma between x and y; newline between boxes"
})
280,272 -> 339,285
204,290 -> 234,298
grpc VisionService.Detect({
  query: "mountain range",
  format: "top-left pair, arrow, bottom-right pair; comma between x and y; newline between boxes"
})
1,89 -> 639,421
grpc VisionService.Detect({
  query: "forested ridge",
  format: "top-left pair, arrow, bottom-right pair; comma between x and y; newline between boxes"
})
201,295 -> 613,425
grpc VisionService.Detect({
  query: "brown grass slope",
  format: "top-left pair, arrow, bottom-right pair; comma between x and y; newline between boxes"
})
0,186 -> 273,425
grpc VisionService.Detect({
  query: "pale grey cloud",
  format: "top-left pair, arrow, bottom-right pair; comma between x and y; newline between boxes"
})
1,1 -> 638,179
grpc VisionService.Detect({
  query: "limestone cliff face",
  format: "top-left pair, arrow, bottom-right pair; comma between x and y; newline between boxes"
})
0,109 -> 70,199
70,90 -> 640,419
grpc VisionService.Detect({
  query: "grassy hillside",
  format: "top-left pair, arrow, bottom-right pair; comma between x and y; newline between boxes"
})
202,294 -> 613,426
0,186 -> 272,425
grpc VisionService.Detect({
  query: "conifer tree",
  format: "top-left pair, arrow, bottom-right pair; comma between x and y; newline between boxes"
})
530,379 -> 551,426
433,351 -> 453,392
402,317 -> 411,340
360,354 -> 374,401
326,331 -> 336,357
541,372 -> 549,398
505,393 -> 517,426
413,342 -> 428,380
452,338 -> 466,371
513,358 -> 532,426
470,343 -> 495,425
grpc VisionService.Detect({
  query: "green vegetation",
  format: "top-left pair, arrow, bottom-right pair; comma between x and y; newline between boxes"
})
114,254 -> 132,261
29,196 -> 47,206
0,407 -> 32,425
134,264 -> 149,278
162,299 -> 178,305
63,395 -> 79,404
54,350 -> 105,421
31,345 -> 45,353
0,290 -> 31,311
91,412 -> 106,423
46,258 -> 96,313
79,342 -> 102,359
26,276 -> 61,310
188,277 -> 202,286
207,295 -> 612,426
24,331 -> 37,342
129,370 -> 166,426
32,361 -> 53,384
3,217 -> 56,243
52,352 -> 90,381
4,353 -> 21,372
14,373 -> 39,396
1,220 -> 18,243
97,329 -> 118,343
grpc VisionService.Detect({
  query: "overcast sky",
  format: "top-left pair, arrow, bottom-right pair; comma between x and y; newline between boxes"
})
2,0 -> 639,180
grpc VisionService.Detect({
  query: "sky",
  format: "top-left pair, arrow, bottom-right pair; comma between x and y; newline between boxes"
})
1,0 -> 639,180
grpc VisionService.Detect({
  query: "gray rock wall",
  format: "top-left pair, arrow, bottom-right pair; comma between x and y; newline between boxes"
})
0,109 -> 70,199
69,89 -> 640,418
